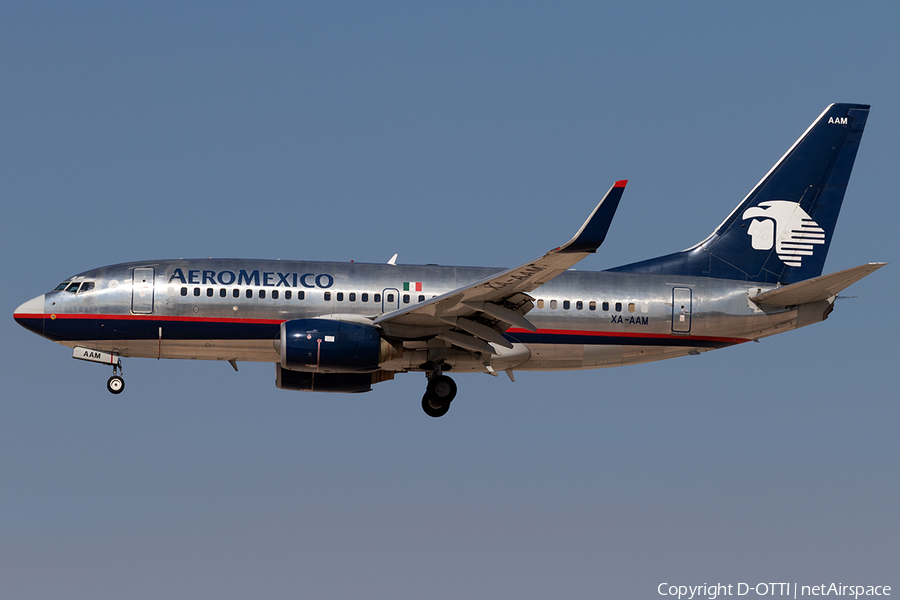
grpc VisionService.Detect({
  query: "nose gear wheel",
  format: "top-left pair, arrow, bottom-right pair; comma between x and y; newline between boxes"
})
107,375 -> 125,394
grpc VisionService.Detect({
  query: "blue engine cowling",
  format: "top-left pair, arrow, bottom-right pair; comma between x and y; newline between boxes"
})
280,319 -> 384,373
275,364 -> 396,393
276,365 -> 376,393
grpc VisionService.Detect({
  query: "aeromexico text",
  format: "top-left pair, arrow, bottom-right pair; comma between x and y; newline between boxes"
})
168,268 -> 334,289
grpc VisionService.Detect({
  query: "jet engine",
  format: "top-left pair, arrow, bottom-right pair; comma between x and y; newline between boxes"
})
279,318 -> 398,373
275,364 -> 395,393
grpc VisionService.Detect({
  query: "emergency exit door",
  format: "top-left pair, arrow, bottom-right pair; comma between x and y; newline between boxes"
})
672,287 -> 692,333
382,288 -> 400,313
132,268 -> 155,314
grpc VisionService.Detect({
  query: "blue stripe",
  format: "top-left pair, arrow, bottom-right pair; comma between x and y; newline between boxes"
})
43,317 -> 280,341
505,331 -> 734,348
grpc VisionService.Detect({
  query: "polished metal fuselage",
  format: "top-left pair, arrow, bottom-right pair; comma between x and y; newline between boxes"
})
26,258 -> 814,375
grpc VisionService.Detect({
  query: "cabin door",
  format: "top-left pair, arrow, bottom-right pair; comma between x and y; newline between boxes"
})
671,287 -> 692,333
132,268 -> 155,314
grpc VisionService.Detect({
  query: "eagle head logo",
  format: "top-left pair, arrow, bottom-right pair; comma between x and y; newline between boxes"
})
741,201 -> 825,268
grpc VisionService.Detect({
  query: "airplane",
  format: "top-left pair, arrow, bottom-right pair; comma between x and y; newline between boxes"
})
14,103 -> 885,417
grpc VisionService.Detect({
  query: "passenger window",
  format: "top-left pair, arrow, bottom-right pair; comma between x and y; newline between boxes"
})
589,301 -> 596,311
349,293 -> 356,302
563,300 -> 570,310
272,290 -> 279,299
219,289 -> 226,298
418,295 -> 425,302
193,288 -> 200,297
628,302 -> 635,313
386,294 -> 394,303
602,301 -> 609,312
259,289 -> 266,299
324,292 -> 331,301
66,283 -> 80,293
403,294 -> 410,304
233,289 -> 240,298
285,290 -> 292,300
362,293 -> 368,302
576,300 -> 583,310
374,293 -> 382,303
641,302 -> 649,314
181,287 -> 188,297
246,289 -> 253,298
537,299 -> 545,309
337,292 -> 344,301
206,288 -> 213,297
615,302 -> 622,312
550,300 -> 558,309
298,291 -> 305,300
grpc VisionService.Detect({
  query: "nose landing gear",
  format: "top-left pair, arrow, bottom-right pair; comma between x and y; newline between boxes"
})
72,347 -> 126,395
107,374 -> 125,394
106,362 -> 125,395
421,371 -> 457,418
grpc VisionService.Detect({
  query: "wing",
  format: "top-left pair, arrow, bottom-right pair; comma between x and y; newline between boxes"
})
374,180 -> 628,353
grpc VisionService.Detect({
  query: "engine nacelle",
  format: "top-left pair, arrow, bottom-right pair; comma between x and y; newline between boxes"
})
276,364 -> 395,393
280,318 -> 393,373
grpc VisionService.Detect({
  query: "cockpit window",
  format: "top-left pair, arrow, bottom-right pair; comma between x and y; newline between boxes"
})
79,282 -> 95,293
54,281 -> 71,291
65,283 -> 81,293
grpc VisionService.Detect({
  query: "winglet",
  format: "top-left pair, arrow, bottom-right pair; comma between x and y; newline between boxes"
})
558,180 -> 627,254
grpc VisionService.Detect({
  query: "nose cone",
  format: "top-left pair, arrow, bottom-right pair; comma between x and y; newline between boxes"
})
14,294 -> 46,336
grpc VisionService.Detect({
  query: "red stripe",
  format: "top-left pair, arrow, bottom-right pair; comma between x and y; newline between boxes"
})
614,179 -> 628,188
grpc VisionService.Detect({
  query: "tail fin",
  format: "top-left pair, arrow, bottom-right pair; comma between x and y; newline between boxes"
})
609,104 -> 870,284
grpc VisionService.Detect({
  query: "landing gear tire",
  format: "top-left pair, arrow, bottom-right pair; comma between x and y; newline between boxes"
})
422,393 -> 451,418
421,374 -> 456,417
427,375 -> 457,404
107,375 -> 125,395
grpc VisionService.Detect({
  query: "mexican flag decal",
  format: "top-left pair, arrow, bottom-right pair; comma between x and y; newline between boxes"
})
403,282 -> 423,292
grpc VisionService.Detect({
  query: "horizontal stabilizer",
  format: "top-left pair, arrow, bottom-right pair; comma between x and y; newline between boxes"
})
750,262 -> 886,306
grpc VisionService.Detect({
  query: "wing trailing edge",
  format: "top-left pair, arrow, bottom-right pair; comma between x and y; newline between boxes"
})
375,180 -> 627,349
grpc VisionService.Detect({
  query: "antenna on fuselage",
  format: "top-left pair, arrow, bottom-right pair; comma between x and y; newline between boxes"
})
387,253 -> 398,266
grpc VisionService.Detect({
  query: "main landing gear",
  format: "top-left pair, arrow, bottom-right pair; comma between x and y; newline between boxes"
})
421,368 -> 457,418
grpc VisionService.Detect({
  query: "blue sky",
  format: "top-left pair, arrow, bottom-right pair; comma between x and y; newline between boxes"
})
2,3 -> 897,598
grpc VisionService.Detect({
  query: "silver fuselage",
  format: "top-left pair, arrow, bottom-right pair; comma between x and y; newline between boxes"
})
18,259 -> 816,375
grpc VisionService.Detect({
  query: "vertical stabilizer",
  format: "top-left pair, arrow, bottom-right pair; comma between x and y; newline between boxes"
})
609,104 -> 870,284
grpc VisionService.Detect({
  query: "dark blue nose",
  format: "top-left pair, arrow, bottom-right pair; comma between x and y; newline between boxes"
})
14,294 -> 45,336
